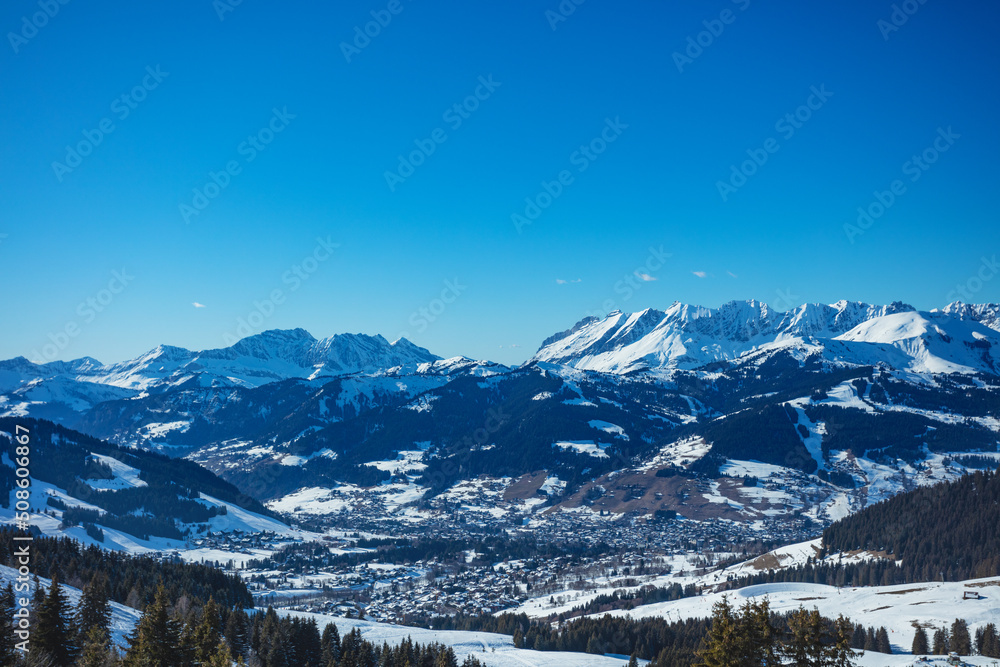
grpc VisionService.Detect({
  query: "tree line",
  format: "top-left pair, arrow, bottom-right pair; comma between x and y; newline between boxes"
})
0,529 -> 252,611
691,597 -> 856,667
396,602 -> 870,666
715,467 -> 1000,594
822,467 -> 1000,582
3,577 -> 487,666
911,620 -> 1000,658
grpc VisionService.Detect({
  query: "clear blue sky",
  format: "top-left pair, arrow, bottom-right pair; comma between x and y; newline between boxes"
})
1,0 -> 998,366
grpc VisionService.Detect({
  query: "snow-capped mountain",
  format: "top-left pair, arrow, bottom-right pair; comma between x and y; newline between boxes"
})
829,309 -> 1000,375
2,300 -> 999,530
0,329 -> 510,460
0,329 -> 494,436
531,300 -> 1000,375
68,328 -> 442,391
937,300 -> 1000,331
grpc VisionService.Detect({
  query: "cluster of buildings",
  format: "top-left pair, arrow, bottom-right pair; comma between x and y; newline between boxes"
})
225,504 -> 820,621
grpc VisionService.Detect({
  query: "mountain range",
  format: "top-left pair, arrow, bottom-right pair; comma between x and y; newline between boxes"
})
2,299 -> 999,530
532,299 -> 1000,375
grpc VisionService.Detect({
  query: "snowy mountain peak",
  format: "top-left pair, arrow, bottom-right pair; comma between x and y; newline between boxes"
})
0,329 -> 448,402
537,315 -> 602,350
0,356 -> 43,371
532,299 -> 1000,375
937,301 -> 1000,332
832,309 -> 1000,375
307,332 -> 439,372
388,336 -> 429,353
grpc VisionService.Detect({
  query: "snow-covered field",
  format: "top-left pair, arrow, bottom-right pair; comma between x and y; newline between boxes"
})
84,454 -> 148,491
594,577 -> 1000,659
509,538 -> 1000,663
279,610 -> 648,667
554,440 -> 611,458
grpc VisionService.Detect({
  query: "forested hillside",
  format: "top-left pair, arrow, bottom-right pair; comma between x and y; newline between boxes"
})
823,467 -> 1000,581
0,418 -> 280,542
719,467 -> 1000,593
0,528 -> 251,610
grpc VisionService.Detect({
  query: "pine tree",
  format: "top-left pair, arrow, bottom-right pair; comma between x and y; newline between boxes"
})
932,628 -> 950,655
296,618 -> 322,667
829,616 -> 857,667
0,584 -> 17,665
204,642 -> 233,667
176,618 -> 197,667
986,625 -> 1000,658
863,627 -> 876,652
785,607 -> 826,667
192,598 -> 222,663
739,599 -> 779,667
628,654 -> 639,667
695,597 -> 752,667
224,608 -> 250,660
30,576 -> 45,638
77,625 -> 119,667
950,619 -> 971,655
849,624 -> 866,650
32,577 -> 78,665
257,607 -> 285,665
77,574 -> 113,643
320,622 -> 341,665
266,639 -> 289,667
123,585 -> 182,667
976,623 -> 1000,658
875,627 -> 892,654
435,646 -> 458,667
911,627 -> 930,655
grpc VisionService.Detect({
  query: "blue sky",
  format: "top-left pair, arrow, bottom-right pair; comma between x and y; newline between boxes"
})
1,0 -> 998,366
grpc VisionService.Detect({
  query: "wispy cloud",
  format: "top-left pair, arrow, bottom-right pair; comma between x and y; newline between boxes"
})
635,272 -> 657,282
727,271 -> 738,278
192,302 -> 207,308
692,271 -> 708,278
556,278 -> 582,284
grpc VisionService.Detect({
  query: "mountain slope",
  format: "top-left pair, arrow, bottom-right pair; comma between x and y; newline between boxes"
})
531,300 -> 1000,375
0,418 -> 293,551
2,301 -> 999,530
9,329 -> 440,394
823,466 -> 1000,581
0,329 -> 499,448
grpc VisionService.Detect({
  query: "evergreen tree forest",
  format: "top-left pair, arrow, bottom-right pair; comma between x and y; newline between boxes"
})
0,418 -> 274,522
691,597 -> 855,667
2,578 -> 487,666
822,467 -> 1000,582
0,529 -> 252,610
716,467 -> 1000,593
